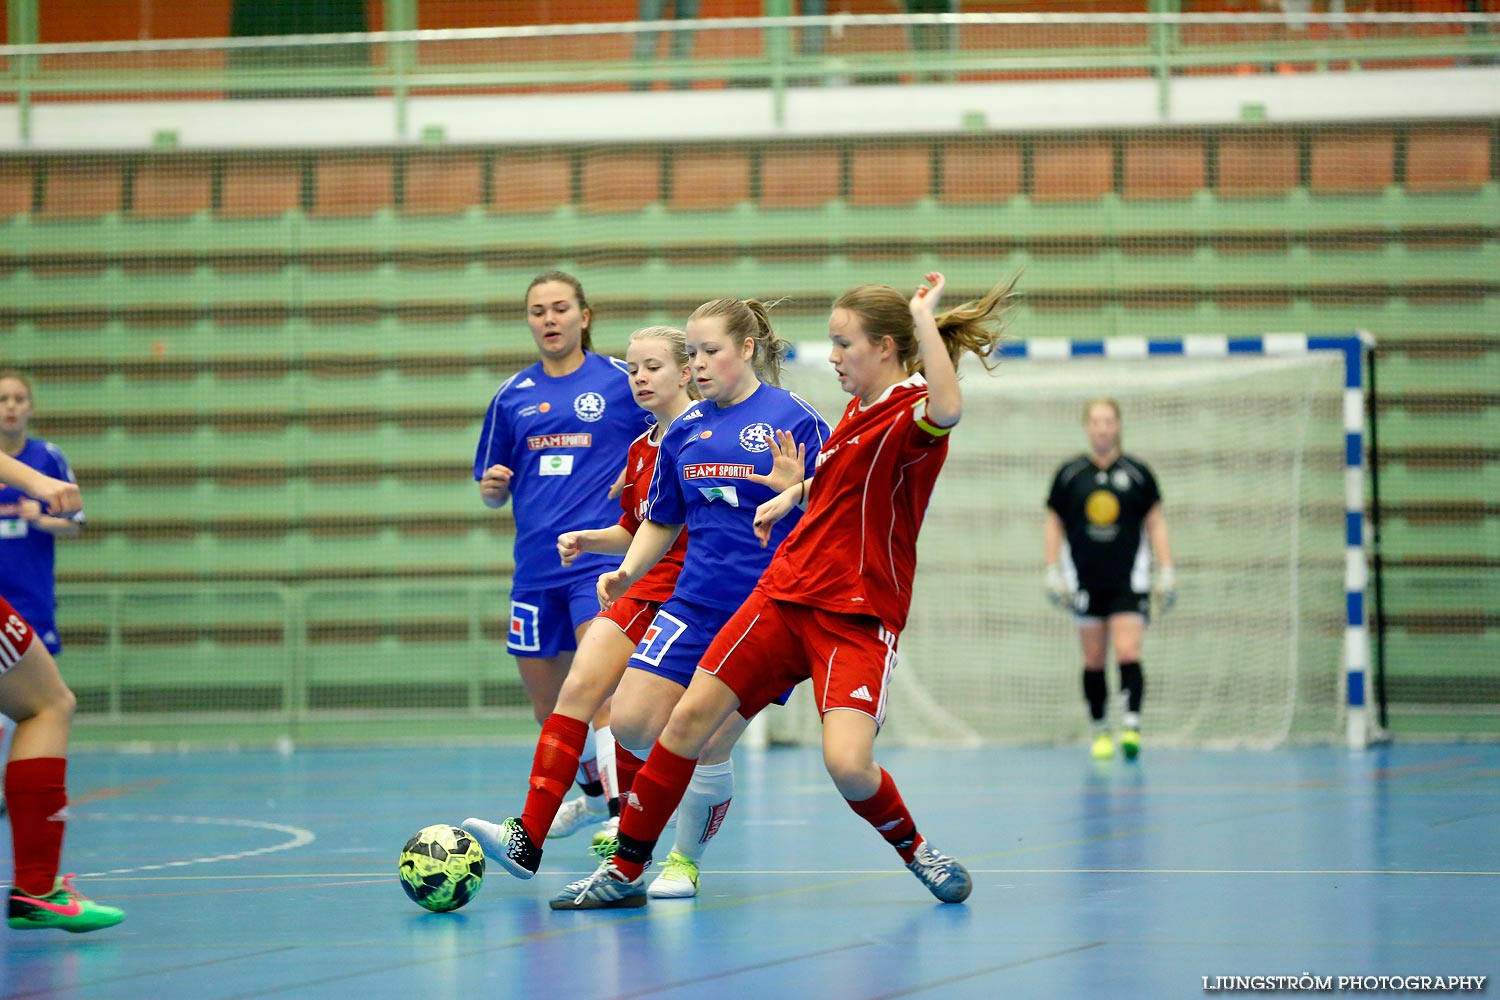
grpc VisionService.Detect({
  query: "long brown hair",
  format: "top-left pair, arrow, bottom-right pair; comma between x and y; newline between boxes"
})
833,276 -> 1017,374
526,270 -> 594,353
688,297 -> 790,386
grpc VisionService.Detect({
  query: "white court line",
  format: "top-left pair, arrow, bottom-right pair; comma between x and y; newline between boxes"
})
71,813 -> 316,877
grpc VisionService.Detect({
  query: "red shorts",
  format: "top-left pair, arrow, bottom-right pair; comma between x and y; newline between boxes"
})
0,595 -> 36,674
595,596 -> 663,646
700,587 -> 898,726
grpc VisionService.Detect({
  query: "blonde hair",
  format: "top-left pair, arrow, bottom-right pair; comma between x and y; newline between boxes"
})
832,276 -> 1017,375
688,297 -> 790,387
628,325 -> 700,400
1082,397 -> 1121,423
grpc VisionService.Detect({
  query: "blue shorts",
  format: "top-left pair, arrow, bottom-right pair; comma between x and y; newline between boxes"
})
507,577 -> 600,658
629,596 -> 793,708
627,597 -> 733,689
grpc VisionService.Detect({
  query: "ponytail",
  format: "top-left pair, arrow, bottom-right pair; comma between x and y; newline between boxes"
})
688,297 -> 791,386
933,275 -> 1018,373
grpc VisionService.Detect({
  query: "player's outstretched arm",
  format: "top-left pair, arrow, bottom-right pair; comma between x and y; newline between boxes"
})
0,454 -> 82,515
558,525 -> 635,566
1043,509 -> 1071,608
596,519 -> 682,610
911,272 -> 961,428
746,429 -> 806,493
1145,503 -> 1176,611
753,477 -> 811,549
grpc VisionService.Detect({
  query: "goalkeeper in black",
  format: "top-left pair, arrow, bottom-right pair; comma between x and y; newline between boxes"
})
1044,398 -> 1175,761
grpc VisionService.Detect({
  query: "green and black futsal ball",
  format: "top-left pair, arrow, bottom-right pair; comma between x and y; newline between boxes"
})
398,824 -> 485,912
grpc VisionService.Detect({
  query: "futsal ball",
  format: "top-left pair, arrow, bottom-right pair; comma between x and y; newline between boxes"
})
398,824 -> 485,912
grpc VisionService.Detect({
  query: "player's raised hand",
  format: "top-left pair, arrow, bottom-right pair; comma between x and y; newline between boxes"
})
746,429 -> 806,494
597,568 -> 632,611
910,271 -> 946,317
558,530 -> 586,567
753,486 -> 800,548
479,464 -> 514,506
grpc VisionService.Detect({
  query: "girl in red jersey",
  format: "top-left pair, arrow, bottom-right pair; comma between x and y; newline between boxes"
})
554,271 -> 1013,909
465,325 -> 785,898
0,456 -> 123,932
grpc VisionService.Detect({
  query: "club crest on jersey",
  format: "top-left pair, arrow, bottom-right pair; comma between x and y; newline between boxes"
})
738,422 -> 774,453
1111,469 -> 1132,491
574,392 -> 607,422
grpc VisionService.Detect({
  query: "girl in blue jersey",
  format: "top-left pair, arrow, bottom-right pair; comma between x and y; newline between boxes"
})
543,297 -> 830,909
474,273 -> 649,838
0,373 -> 83,659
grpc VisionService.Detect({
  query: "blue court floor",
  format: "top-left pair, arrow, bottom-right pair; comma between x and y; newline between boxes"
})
2,742 -> 1497,1000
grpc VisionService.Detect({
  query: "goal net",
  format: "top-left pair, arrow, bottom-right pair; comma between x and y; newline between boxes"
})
768,337 -> 1357,749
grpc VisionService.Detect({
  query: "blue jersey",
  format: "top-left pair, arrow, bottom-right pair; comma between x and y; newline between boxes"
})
0,437 -> 82,645
646,383 -> 829,612
474,353 -> 648,589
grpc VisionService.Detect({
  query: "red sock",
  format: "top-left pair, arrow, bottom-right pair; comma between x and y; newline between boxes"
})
6,757 -> 68,896
613,744 -> 697,881
520,714 -> 589,845
846,767 -> 921,863
614,747 -> 645,799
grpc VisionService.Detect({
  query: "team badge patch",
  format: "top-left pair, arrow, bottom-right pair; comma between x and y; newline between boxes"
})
738,422 -> 774,453
508,601 -> 541,652
632,610 -> 688,666
574,392 -> 607,422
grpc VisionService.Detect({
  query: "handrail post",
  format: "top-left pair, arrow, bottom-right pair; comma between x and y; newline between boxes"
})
8,0 -> 38,143
385,0 -> 417,139
765,0 -> 791,127
1149,0 -> 1180,120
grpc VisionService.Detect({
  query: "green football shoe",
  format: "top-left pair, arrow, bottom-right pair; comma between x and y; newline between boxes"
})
648,851 -> 700,899
1090,732 -> 1115,760
1120,729 -> 1141,760
9,875 -> 125,933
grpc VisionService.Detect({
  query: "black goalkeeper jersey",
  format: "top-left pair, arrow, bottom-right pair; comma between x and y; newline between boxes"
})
1046,453 -> 1161,592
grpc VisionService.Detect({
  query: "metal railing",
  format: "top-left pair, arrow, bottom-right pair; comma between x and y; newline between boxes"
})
2,13 -> 1497,140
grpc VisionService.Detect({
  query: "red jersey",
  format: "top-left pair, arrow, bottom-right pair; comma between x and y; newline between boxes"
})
618,426 -> 688,603
758,374 -> 950,634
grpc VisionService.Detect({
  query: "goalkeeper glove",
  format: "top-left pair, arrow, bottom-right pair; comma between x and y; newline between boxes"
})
1152,564 -> 1177,614
1044,563 -> 1070,609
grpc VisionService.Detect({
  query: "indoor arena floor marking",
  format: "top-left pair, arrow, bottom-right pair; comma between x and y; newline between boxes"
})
69,813 -> 316,877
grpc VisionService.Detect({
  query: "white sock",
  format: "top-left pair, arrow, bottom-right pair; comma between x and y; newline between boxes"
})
595,724 -> 617,803
670,759 -> 734,863
576,724 -> 603,804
